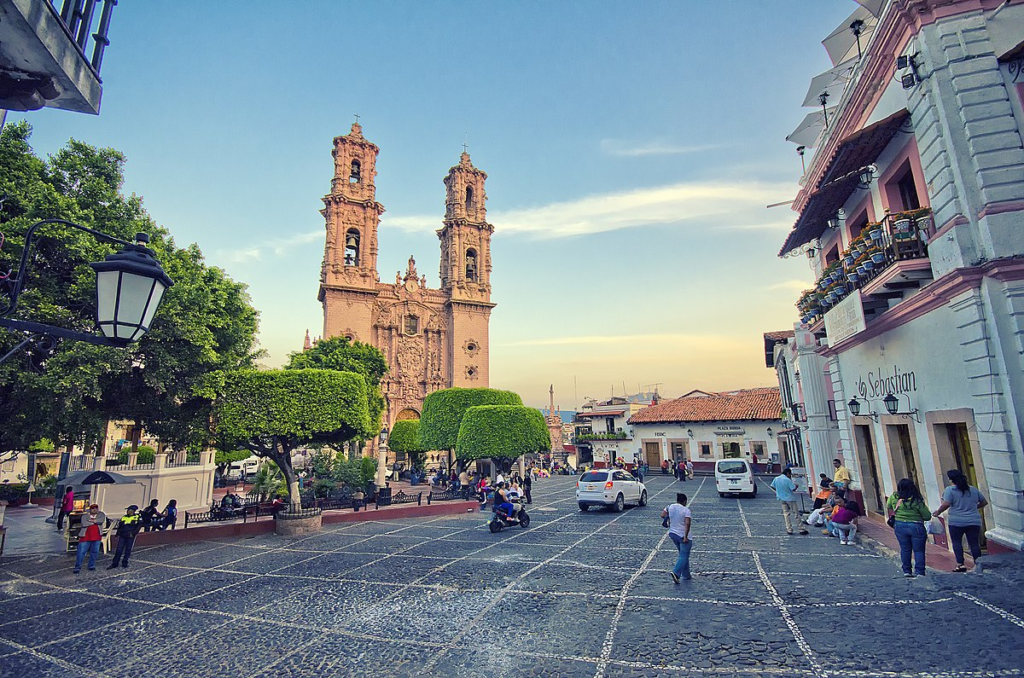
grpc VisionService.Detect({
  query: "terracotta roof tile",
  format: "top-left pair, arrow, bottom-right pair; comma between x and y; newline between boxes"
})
763,330 -> 795,341
628,387 -> 781,424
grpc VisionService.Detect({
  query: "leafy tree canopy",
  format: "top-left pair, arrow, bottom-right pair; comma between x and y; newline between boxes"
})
420,388 -> 522,452
388,419 -> 425,454
455,405 -> 551,462
0,121 -> 261,455
212,369 -> 372,506
286,336 -> 387,436
214,449 -> 252,466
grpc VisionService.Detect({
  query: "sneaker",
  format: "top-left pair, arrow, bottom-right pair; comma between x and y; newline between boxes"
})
822,529 -> 831,535
72,569 -> 80,574
844,540 -> 853,546
88,567 -> 95,571
122,563 -> 129,569
786,531 -> 794,535
670,572 -> 681,584
904,572 -> 915,578
106,563 -> 119,570
839,540 -> 847,545
798,530 -> 808,535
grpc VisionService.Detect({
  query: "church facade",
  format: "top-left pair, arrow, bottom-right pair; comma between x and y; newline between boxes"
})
317,122 -> 495,432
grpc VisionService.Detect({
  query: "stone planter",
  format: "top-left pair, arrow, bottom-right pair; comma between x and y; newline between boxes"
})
274,508 -> 323,536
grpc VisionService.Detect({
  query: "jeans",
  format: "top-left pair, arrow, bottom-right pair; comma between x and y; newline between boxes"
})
57,509 -> 70,531
894,521 -> 927,575
948,524 -> 982,566
835,522 -> 857,541
669,533 -> 692,579
111,536 -> 135,566
74,540 -> 100,571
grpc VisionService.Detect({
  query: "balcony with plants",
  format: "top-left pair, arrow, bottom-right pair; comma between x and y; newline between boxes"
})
796,208 -> 934,330
577,431 -> 632,442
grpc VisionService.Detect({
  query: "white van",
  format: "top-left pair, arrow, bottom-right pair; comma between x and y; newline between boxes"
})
715,459 -> 757,498
228,456 -> 261,479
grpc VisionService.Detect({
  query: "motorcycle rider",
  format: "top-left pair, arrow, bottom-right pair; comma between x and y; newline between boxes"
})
494,482 -> 516,520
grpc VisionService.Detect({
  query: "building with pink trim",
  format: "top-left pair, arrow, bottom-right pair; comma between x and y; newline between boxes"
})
775,0 -> 1024,552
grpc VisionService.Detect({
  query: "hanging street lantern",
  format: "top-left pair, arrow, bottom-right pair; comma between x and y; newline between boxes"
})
0,219 -> 174,364
90,233 -> 174,346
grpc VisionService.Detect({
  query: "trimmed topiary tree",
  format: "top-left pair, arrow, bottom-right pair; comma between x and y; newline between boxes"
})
456,405 -> 551,474
388,419 -> 426,468
421,388 -> 523,468
212,369 -> 373,510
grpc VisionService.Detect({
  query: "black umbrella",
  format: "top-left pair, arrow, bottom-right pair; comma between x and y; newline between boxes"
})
60,470 -> 137,486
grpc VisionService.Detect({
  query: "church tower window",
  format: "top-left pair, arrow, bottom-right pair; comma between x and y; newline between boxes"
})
344,229 -> 360,266
465,248 -> 478,282
404,315 -> 419,336
350,159 -> 361,184
466,185 -> 474,210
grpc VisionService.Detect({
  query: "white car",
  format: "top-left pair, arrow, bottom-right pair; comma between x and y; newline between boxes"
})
576,469 -> 648,512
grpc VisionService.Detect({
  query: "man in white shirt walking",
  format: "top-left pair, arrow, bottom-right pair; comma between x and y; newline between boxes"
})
661,493 -> 692,583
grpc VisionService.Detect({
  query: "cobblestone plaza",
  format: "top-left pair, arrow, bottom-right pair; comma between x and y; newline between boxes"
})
1,475 -> 1023,677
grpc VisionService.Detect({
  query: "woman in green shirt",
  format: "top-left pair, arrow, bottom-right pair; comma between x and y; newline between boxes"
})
887,478 -> 931,578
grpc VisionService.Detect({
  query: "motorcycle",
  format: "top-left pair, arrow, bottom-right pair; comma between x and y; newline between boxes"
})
489,497 -> 530,532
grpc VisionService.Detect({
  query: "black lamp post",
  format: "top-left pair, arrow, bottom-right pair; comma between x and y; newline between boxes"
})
0,220 -> 173,364
847,398 -> 861,416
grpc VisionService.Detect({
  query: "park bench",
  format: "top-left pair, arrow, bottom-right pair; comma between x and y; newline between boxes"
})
426,486 -> 474,504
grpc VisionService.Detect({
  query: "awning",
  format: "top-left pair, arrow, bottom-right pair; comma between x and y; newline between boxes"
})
778,427 -> 801,436
802,59 -> 857,108
822,6 -> 878,65
786,108 -> 837,148
779,109 -> 910,256
577,410 -> 625,418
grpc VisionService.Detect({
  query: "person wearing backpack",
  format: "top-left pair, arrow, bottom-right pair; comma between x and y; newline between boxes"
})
887,478 -> 932,578
932,469 -> 988,572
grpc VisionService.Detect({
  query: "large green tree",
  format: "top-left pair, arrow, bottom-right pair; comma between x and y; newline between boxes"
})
388,419 -> 426,468
456,405 -> 551,473
0,122 -> 261,456
286,336 -> 387,455
212,369 -> 373,509
419,388 -> 523,468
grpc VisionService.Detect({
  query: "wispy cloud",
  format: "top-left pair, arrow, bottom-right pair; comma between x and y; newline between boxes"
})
218,229 -> 322,264
382,215 -> 440,233
498,333 -> 741,348
599,138 -> 724,157
768,279 -> 814,293
377,179 -> 795,241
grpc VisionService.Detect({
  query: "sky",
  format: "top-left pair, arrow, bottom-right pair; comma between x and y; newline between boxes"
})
10,1 -> 858,409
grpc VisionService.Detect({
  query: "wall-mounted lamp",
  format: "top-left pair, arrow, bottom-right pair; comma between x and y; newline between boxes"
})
818,92 -> 830,129
687,428 -> 694,438
897,53 -> 922,89
883,393 -> 921,422
857,164 -> 877,189
797,145 -> 806,174
767,427 -> 774,438
847,397 -> 879,422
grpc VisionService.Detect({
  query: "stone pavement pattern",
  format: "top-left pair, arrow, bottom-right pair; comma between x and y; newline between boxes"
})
1,475 -> 1023,677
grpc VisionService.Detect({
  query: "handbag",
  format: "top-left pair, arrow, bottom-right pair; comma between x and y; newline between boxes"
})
886,499 -> 903,529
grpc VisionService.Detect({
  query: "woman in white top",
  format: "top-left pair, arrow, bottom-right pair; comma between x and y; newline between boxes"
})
661,493 -> 692,583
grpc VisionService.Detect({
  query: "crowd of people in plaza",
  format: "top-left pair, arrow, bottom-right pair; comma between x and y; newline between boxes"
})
768,457 -> 990,577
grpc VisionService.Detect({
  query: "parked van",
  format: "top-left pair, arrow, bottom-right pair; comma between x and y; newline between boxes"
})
228,456 -> 261,480
715,459 -> 756,498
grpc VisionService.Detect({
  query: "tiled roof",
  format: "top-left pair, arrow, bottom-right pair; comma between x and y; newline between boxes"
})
763,330 -> 795,342
628,387 -> 781,424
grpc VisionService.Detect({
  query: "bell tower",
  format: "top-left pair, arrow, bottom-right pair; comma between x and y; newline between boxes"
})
438,151 -> 493,304
320,122 -> 383,298
439,150 -> 495,388
319,122 -> 384,342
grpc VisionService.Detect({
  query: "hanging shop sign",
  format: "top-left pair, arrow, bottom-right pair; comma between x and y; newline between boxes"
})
824,290 -> 867,346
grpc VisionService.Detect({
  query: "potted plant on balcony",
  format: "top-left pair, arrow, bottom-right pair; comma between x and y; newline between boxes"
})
869,246 -> 886,265
891,211 -> 913,235
843,248 -> 855,267
864,221 -> 883,242
907,207 -> 933,234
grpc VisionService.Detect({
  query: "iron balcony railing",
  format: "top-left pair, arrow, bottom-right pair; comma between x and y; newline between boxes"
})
798,208 -> 934,325
51,0 -> 118,75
